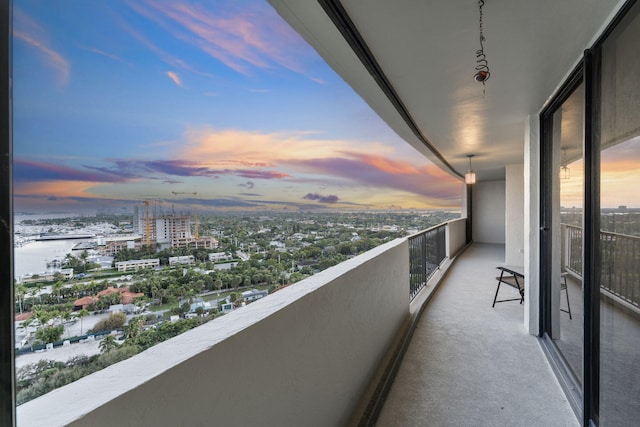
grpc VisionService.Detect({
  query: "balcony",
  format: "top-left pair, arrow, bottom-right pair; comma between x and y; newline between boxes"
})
378,243 -> 576,426
15,218 -> 578,426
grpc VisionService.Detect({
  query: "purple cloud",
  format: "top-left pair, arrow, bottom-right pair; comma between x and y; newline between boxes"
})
303,193 -> 340,204
140,160 -> 211,176
13,157 -> 293,199
105,159 -> 289,180
14,159 -> 131,183
234,170 -> 289,179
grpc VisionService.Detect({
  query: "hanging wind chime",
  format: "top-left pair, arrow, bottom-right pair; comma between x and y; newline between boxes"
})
474,0 -> 491,95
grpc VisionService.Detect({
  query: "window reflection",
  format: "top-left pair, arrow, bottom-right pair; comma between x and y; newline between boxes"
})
554,82 -> 584,383
598,3 -> 640,424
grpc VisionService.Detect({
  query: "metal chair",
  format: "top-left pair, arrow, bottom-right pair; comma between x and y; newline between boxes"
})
560,272 -> 572,319
492,266 -> 525,307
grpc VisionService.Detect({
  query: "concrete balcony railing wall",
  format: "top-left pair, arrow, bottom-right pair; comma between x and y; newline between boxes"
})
18,238 -> 411,427
17,219 -> 466,426
446,217 -> 467,258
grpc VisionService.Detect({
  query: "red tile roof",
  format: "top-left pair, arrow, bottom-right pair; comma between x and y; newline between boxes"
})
96,287 -> 120,297
121,291 -> 144,305
74,287 -> 144,307
73,296 -> 98,309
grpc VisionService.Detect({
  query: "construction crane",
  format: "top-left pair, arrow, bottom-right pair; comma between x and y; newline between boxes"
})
171,191 -> 199,238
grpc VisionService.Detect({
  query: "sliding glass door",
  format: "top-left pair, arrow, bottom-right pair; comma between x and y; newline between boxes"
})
597,3 -> 640,424
543,79 -> 585,383
540,1 -> 640,425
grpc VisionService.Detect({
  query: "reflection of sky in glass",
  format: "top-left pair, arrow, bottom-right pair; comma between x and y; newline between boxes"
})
12,0 -> 461,213
560,136 -> 640,209
601,136 -> 640,208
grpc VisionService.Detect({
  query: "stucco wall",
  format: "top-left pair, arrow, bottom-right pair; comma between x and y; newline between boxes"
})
447,217 -> 467,258
472,180 -> 506,244
19,239 -> 410,427
505,164 -> 525,266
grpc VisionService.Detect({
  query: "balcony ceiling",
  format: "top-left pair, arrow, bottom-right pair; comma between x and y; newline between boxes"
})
269,0 -> 624,181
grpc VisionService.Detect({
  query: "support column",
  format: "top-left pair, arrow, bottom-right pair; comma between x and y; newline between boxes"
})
524,114 -> 541,336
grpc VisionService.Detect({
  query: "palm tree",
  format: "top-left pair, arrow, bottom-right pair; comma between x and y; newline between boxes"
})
34,309 -> 51,328
21,317 -> 33,335
52,281 -> 64,303
186,289 -> 196,304
62,310 -> 72,338
126,317 -> 143,339
64,252 -> 75,268
80,250 -> 89,273
27,286 -> 38,308
99,334 -> 117,354
151,285 -> 159,305
15,284 -> 27,314
77,308 -> 89,336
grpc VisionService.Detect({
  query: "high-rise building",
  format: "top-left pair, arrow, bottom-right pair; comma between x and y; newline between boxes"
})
136,207 -> 217,250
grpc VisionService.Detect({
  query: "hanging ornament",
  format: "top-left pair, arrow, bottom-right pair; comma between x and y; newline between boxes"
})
474,0 -> 491,94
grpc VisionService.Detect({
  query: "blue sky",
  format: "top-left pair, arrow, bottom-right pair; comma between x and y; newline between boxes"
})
12,0 -> 462,213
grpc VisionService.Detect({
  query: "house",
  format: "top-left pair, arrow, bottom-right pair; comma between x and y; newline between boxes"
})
208,252 -> 231,262
219,302 -> 234,314
72,296 -> 98,311
4,1 -> 640,426
73,287 -> 143,311
168,255 -> 195,266
17,268 -> 74,284
97,287 -> 144,305
87,255 -> 113,269
114,258 -> 160,272
241,289 -> 269,303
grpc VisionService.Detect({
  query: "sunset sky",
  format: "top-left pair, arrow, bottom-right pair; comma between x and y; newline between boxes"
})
12,0 -> 463,214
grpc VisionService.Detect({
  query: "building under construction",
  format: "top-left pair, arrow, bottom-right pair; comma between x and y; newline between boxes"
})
134,200 -> 218,250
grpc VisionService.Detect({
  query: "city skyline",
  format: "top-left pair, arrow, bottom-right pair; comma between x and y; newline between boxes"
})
12,0 -> 462,214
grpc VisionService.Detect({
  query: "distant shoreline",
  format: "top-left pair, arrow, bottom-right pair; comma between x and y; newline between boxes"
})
35,234 -> 95,242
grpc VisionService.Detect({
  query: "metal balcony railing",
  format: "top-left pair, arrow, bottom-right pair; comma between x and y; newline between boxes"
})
564,224 -> 640,308
408,223 -> 447,300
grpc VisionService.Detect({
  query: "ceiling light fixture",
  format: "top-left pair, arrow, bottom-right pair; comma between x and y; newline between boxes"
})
465,155 -> 477,184
474,0 -> 491,94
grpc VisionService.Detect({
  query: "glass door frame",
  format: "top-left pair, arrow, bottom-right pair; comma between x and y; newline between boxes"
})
539,1 -> 639,425
539,63 -> 587,422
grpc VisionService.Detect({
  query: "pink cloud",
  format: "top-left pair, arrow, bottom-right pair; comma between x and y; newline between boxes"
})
83,46 -> 131,65
285,154 -> 460,202
235,170 -> 289,179
129,0 -> 320,79
119,18 -> 215,78
166,71 -> 184,87
13,9 -> 70,86
178,127 -> 461,203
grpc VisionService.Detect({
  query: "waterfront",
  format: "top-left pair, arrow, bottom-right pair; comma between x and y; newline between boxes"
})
14,239 -> 93,279
13,212 -> 113,280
